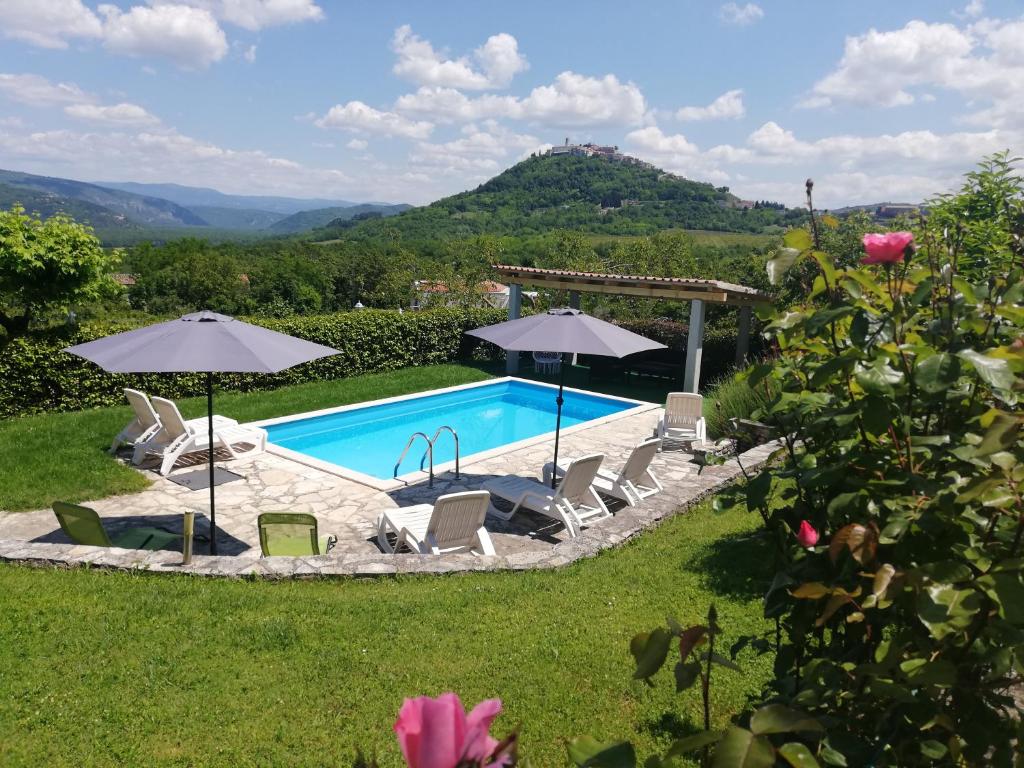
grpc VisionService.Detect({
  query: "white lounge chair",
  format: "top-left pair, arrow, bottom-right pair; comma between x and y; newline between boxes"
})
133,397 -> 267,476
110,389 -> 237,454
483,453 -> 610,538
656,392 -> 707,450
543,438 -> 664,507
376,490 -> 496,555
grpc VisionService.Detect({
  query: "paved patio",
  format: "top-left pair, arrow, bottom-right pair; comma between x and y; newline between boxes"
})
0,406 -> 778,576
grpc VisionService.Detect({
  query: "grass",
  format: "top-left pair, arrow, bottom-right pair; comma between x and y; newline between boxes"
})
0,364 -> 492,512
0,496 -> 774,766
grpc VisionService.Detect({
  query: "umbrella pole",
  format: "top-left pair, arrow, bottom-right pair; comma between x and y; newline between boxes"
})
551,359 -> 565,489
207,372 -> 217,556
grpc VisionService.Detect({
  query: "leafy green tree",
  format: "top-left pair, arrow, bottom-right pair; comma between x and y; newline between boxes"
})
0,205 -> 119,335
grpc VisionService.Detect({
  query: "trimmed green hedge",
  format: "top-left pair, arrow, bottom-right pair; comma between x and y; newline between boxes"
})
0,308 -> 506,418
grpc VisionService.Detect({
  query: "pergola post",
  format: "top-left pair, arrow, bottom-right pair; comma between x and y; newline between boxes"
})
568,290 -> 580,309
735,305 -> 752,368
683,299 -> 705,393
506,283 -> 522,375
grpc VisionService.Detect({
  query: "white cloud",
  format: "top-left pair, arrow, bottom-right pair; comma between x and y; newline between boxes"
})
954,0 -> 984,19
676,89 -> 745,121
0,73 -> 93,107
176,0 -> 324,30
243,44 -> 257,62
64,102 -> 160,126
316,101 -> 434,139
804,17 -> 1024,125
346,138 -> 368,150
394,71 -> 647,127
0,0 -> 102,49
391,25 -> 528,90
720,3 -> 764,26
515,72 -> 647,126
98,3 -> 229,69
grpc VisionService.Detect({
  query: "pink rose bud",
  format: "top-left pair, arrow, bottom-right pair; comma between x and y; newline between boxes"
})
394,693 -> 507,768
796,520 -> 820,548
861,232 -> 914,264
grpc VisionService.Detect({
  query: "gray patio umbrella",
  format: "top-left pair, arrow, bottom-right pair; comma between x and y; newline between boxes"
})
65,311 -> 340,554
466,308 -> 665,487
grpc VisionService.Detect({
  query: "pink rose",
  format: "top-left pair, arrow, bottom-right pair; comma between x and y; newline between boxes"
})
861,232 -> 914,264
796,520 -> 820,548
394,693 -> 507,768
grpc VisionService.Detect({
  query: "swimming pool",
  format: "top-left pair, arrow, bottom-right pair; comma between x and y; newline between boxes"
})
257,378 -> 645,486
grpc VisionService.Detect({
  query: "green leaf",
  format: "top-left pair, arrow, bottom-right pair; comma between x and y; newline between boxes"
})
900,658 -> 957,687
917,583 -> 981,640
779,743 -> 821,767
957,349 -> 1015,391
568,737 -> 637,768
712,727 -> 775,768
855,363 -> 903,396
630,628 -> 672,680
744,472 -> 772,511
674,660 -> 701,692
783,228 -> 813,251
977,573 -> 1024,624
915,353 -> 960,395
664,730 -> 723,758
750,704 -> 824,735
920,740 -> 948,760
976,411 -> 1021,457
767,248 -> 801,286
708,652 -> 742,673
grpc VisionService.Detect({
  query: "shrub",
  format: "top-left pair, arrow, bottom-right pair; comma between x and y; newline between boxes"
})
702,369 -> 778,438
0,307 -> 506,418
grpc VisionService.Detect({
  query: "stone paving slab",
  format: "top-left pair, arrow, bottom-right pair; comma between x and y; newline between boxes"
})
0,403 -> 780,577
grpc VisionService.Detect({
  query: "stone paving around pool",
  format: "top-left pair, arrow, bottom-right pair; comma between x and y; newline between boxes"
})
0,405 -> 779,578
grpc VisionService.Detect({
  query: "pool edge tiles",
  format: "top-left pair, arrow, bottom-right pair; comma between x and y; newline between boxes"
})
248,377 -> 658,491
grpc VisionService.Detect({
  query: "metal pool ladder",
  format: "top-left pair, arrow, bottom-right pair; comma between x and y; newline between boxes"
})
393,426 -> 460,487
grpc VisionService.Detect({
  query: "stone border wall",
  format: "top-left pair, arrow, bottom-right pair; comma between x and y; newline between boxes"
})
0,443 -> 779,579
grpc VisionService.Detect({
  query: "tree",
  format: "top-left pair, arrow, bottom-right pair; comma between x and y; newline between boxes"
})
0,205 -> 118,335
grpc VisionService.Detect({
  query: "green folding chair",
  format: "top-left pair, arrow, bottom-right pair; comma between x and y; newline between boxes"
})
257,512 -> 337,556
53,501 -> 181,552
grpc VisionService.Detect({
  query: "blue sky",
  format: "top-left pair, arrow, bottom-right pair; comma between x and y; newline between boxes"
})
0,0 -> 1022,207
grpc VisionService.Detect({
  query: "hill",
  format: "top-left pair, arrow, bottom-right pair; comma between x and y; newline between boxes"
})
313,154 -> 802,244
91,181 -> 365,215
187,205 -> 286,230
268,203 -> 412,234
0,169 -> 206,228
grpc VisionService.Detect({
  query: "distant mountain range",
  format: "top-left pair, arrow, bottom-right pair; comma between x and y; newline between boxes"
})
0,169 -> 408,244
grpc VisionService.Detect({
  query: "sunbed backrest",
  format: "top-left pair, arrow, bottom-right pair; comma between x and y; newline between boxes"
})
53,501 -> 112,547
258,512 -> 320,556
427,491 -> 490,548
151,397 -> 189,439
125,389 -> 159,430
558,454 -> 604,501
620,439 -> 661,482
665,393 -> 703,428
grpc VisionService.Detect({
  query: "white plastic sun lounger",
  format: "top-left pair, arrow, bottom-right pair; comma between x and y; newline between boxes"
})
544,438 -> 664,507
656,392 -> 707,450
483,453 -> 610,538
376,490 -> 496,555
110,389 -> 238,454
133,396 -> 266,476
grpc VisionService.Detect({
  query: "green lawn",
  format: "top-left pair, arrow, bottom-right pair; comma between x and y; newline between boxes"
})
0,497 -> 773,767
0,364 -> 492,512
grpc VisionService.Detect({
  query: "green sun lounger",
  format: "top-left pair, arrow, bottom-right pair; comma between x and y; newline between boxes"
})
53,501 -> 181,551
257,512 -> 336,556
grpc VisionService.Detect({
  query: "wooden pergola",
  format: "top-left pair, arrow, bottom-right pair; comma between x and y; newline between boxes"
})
493,264 -> 772,393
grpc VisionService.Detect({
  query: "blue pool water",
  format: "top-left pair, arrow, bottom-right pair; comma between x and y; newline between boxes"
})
264,380 -> 636,480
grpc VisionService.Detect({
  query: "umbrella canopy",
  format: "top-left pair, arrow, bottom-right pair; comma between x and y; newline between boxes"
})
466,308 -> 666,487
65,311 -> 340,554
465,307 -> 666,357
65,310 -> 337,373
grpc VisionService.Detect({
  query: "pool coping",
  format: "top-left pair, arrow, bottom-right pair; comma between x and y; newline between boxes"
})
0,441 -> 782,580
247,377 -> 657,492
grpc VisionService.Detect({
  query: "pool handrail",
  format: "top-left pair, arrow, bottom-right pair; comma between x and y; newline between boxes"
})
395,431 -> 434,486
423,425 -> 460,480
